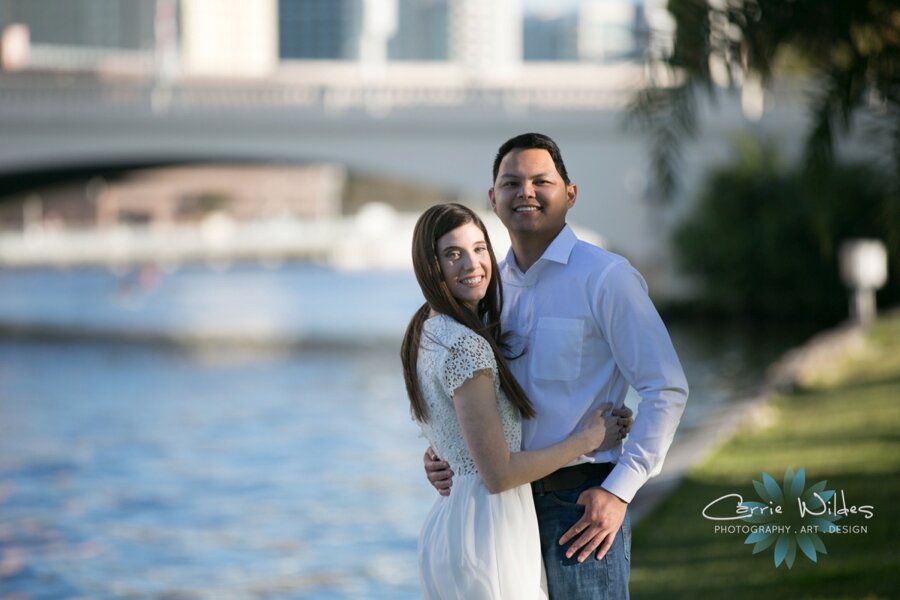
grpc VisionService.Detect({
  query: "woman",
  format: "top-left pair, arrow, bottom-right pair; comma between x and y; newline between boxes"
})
401,204 -> 628,599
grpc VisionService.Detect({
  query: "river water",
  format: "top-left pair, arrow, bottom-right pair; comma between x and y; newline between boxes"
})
0,264 -> 810,599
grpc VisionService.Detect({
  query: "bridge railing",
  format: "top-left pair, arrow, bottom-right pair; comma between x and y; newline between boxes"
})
0,61 -> 651,118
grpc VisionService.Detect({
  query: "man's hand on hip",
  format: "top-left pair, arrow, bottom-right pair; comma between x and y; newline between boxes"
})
559,487 -> 628,562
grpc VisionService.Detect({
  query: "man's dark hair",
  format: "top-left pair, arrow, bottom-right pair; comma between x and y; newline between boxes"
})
492,133 -> 571,185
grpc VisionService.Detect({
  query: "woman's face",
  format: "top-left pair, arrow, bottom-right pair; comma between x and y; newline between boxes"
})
436,222 -> 492,310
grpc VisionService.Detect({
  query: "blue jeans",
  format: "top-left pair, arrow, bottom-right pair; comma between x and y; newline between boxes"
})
533,477 -> 631,600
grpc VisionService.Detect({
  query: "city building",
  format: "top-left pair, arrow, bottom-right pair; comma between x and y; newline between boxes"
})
524,0 -> 650,62
279,0 -> 363,60
0,0 -> 156,50
523,9 -> 578,61
577,0 -> 646,62
181,0 -> 277,76
279,0 -> 521,77
448,0 -> 521,76
0,1 -> 672,74
388,0 -> 448,61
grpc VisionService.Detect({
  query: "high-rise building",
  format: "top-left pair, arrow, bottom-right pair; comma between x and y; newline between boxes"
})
0,0 -> 156,49
278,0 -> 519,76
358,0 -> 397,68
180,0 -> 278,76
523,9 -> 578,61
389,0 -> 448,61
448,0 -> 521,76
523,0 -> 648,63
577,0 -> 643,62
279,0 -> 398,77
389,0 -> 522,70
279,0 -> 364,60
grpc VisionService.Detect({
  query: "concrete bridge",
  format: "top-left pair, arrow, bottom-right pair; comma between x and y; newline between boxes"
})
0,62 -> 809,295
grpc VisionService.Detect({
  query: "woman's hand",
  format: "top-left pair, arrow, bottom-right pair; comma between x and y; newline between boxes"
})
581,403 -> 634,452
579,402 -> 617,451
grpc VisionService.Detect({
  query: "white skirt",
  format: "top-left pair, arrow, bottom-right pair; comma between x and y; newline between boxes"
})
418,474 -> 548,600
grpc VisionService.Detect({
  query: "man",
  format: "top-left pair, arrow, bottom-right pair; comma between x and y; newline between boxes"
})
425,133 -> 689,598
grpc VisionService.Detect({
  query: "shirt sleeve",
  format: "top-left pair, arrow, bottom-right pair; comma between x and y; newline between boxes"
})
441,331 -> 497,395
596,262 -> 689,503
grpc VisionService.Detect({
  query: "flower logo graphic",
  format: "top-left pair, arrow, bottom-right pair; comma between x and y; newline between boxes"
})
741,467 -> 841,568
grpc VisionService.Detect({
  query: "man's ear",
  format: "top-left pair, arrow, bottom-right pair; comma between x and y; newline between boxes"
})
488,187 -> 497,212
567,183 -> 577,209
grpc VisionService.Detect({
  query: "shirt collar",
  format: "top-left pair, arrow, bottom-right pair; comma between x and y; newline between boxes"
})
502,224 -> 577,276
541,224 -> 578,265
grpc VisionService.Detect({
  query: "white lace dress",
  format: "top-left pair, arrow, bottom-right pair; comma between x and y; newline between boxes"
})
416,315 -> 548,600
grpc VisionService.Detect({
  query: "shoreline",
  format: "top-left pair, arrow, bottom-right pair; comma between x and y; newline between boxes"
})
0,321 -> 401,354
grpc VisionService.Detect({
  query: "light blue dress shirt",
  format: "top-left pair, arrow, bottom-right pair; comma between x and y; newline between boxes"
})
499,224 -> 689,502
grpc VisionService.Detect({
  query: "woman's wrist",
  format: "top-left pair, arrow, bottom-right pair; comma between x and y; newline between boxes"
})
576,429 -> 600,455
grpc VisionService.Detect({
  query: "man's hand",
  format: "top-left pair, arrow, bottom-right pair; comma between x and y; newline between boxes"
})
595,404 -> 633,450
424,446 -> 454,496
611,405 -> 633,440
559,487 -> 628,562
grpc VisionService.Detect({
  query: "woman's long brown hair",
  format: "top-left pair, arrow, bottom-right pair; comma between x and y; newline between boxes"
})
400,203 -> 535,422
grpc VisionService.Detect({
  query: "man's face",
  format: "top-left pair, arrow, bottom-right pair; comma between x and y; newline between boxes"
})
489,148 -> 576,242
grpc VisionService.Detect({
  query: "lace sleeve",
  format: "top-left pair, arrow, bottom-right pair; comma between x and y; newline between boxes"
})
440,332 -> 497,394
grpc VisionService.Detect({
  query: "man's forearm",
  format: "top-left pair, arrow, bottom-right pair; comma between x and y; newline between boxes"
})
601,387 -> 687,502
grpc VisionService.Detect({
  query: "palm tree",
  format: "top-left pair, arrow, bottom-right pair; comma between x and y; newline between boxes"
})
628,0 -> 900,201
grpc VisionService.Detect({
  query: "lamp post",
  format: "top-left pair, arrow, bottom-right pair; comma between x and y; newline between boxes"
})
839,239 -> 888,325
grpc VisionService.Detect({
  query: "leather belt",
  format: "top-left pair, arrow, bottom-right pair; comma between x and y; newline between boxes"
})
531,462 -> 614,495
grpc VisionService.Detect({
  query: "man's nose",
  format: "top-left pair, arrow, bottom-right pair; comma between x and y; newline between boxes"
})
517,181 -> 534,197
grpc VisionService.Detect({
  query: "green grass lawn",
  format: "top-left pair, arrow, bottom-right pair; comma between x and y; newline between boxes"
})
631,314 -> 900,600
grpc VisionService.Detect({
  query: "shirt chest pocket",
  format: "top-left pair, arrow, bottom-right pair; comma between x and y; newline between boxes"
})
530,317 -> 584,381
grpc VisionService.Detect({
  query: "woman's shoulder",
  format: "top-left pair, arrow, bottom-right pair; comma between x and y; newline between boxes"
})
425,315 -> 492,354
426,316 -> 497,393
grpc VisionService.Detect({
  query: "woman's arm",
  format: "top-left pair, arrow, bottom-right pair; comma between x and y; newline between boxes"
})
453,370 -> 617,494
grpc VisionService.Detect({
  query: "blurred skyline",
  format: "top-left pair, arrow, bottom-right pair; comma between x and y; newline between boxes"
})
0,0 -> 672,75
0,0 -> 816,297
